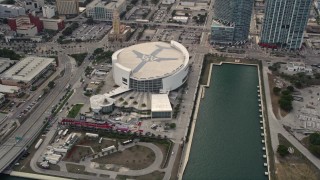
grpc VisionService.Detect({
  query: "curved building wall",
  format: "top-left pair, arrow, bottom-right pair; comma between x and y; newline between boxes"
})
162,65 -> 189,92
112,49 -> 131,89
161,41 -> 190,92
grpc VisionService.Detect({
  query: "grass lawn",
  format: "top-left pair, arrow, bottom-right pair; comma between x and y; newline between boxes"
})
65,163 -> 96,176
116,171 -> 165,180
70,53 -> 87,66
91,145 -> 155,170
67,104 -> 84,118
63,146 -> 93,163
276,134 -> 320,180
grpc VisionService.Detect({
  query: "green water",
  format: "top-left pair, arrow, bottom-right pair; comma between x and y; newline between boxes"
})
184,64 -> 268,180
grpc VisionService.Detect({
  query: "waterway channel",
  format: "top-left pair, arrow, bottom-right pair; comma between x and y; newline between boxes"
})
184,63 -> 268,179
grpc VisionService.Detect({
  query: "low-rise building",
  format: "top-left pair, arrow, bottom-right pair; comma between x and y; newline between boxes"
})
180,1 -> 195,6
0,4 -> 25,18
22,0 -> 44,12
0,58 -> 14,74
86,0 -> 126,21
41,18 -> 65,31
8,14 -> 43,36
0,93 -> 5,104
162,0 -> 175,4
151,94 -> 172,119
0,84 -> 21,97
0,56 -> 55,87
16,24 -> 38,36
90,95 -> 115,113
287,62 -> 312,73
173,16 -> 188,23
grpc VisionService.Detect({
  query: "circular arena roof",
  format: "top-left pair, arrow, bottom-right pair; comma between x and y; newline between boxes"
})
115,41 -> 188,80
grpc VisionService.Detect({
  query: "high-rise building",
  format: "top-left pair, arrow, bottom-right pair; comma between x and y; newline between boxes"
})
260,0 -> 312,49
112,10 -> 120,35
108,10 -> 131,42
56,0 -> 79,15
211,0 -> 254,44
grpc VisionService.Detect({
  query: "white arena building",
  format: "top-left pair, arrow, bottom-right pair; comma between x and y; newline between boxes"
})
112,40 -> 189,93
90,41 -> 189,116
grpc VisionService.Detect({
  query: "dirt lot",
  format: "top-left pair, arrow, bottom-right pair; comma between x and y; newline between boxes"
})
91,145 -> 155,170
65,163 -> 96,176
116,170 -> 165,180
63,146 -> 93,163
276,134 -> 320,180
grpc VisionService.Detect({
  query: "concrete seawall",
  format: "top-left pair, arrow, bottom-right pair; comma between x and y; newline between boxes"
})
10,171 -> 72,180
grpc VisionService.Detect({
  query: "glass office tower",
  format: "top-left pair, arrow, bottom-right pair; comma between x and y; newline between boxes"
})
211,0 -> 254,44
260,0 -> 312,49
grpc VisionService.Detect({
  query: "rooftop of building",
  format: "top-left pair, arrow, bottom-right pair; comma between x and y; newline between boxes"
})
151,94 -> 172,112
87,0 -> 125,9
114,41 -> 188,80
287,62 -> 305,67
90,94 -> 115,111
0,84 -> 20,94
40,18 -> 63,22
17,24 -> 35,30
173,16 -> 188,20
0,58 -> 14,74
0,4 -> 24,9
1,56 -> 55,82
211,19 -> 235,27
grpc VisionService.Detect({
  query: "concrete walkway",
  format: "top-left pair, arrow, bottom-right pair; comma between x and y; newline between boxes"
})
31,139 -> 163,179
263,62 -> 320,169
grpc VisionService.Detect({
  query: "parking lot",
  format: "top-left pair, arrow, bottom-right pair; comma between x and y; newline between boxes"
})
129,8 -> 151,20
179,31 -> 201,44
152,29 -> 181,42
140,29 -> 157,41
70,23 -> 111,41
152,9 -> 167,22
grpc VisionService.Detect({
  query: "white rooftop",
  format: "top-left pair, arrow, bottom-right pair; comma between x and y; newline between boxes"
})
0,84 -> 20,94
116,41 -> 186,80
151,94 -> 172,112
87,0 -> 125,9
1,56 -> 54,82
0,58 -> 13,73
173,16 -> 188,20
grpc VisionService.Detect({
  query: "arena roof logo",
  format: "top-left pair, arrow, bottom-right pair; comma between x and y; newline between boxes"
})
132,45 -> 178,72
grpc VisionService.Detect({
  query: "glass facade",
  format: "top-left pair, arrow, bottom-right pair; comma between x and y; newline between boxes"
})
211,22 -> 235,44
129,78 -> 163,92
152,111 -> 172,118
212,0 -> 254,43
261,0 -> 312,49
